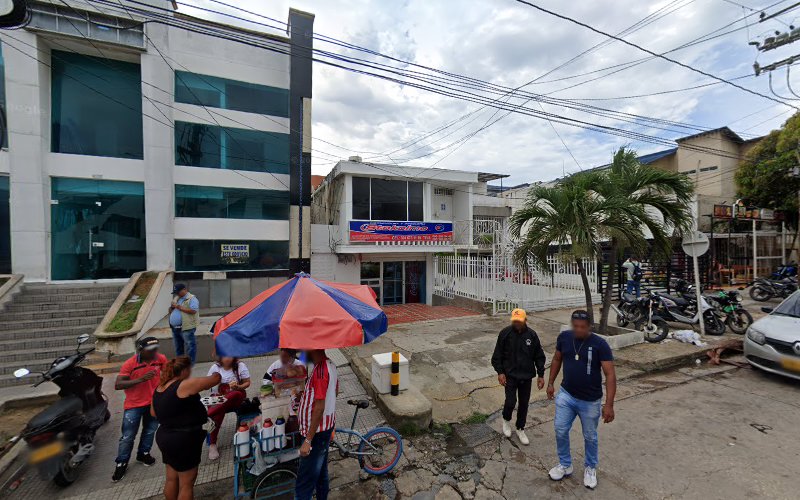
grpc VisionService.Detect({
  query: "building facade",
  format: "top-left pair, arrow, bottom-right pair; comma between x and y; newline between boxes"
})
0,2 -> 312,304
310,159 -> 508,305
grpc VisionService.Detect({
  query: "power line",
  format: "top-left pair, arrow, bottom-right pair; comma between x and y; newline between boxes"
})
512,0 -> 798,110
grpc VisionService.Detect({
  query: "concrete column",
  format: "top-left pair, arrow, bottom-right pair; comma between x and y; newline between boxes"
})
3,31 -> 50,281
140,23 -> 175,271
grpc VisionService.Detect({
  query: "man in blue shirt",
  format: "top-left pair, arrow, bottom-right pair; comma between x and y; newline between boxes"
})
169,283 -> 200,364
546,310 -> 617,490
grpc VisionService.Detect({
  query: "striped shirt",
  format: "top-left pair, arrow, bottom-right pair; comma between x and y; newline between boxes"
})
298,358 -> 338,437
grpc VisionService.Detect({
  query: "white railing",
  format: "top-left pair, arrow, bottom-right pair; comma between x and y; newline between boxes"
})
434,253 -> 598,313
453,218 -> 507,246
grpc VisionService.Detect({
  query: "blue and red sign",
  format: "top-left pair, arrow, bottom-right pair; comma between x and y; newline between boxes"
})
349,220 -> 453,242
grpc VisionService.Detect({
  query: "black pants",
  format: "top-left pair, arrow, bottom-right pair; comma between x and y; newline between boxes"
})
502,376 -> 532,430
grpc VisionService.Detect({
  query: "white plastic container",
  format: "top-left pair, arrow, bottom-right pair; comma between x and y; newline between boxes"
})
234,424 -> 251,458
371,352 -> 409,394
260,419 -> 275,452
274,418 -> 286,449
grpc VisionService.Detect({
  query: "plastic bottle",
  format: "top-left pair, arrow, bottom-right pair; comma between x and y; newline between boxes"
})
234,423 -> 251,459
274,417 -> 286,449
260,418 -> 274,452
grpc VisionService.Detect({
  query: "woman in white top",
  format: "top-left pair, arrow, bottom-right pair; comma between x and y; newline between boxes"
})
206,357 -> 250,460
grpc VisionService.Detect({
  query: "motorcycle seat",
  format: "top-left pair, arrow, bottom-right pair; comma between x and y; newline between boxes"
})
663,293 -> 689,306
27,395 -> 83,431
621,292 -> 638,302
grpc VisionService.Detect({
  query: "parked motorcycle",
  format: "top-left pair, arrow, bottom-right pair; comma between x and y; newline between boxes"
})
748,276 -> 797,302
612,292 -> 644,327
12,334 -> 109,487
771,262 -> 797,279
705,290 -> 753,334
650,289 -> 726,335
611,291 -> 669,342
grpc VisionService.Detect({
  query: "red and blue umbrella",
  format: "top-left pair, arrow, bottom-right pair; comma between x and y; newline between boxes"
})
212,273 -> 388,357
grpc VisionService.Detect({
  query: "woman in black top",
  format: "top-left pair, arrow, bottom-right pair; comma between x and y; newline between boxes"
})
151,356 -> 221,500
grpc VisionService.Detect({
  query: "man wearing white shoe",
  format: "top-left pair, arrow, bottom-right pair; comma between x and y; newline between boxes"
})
546,310 -> 616,490
491,308 -> 546,446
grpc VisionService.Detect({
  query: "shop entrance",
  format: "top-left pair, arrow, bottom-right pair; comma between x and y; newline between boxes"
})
360,261 -> 426,306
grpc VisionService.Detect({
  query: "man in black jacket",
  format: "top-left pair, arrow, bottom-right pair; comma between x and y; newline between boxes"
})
491,308 -> 546,445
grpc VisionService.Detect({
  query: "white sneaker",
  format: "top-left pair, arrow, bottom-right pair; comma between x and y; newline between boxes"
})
502,419 -> 512,438
548,463 -> 573,481
516,429 -> 529,445
208,444 -> 219,461
584,467 -> 597,489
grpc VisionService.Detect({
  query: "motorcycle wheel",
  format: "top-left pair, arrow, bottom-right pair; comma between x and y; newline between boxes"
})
749,286 -> 772,302
703,312 -> 726,336
53,451 -> 80,487
637,319 -> 669,343
726,310 -> 753,335
615,304 -> 629,327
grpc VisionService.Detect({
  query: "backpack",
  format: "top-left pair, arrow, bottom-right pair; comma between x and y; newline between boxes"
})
632,263 -> 643,282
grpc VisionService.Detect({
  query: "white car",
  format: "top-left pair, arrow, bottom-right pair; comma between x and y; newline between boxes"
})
743,291 -> 800,381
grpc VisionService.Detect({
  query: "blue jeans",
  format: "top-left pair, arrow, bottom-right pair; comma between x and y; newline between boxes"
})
295,428 -> 333,500
171,326 -> 197,364
115,406 -> 158,464
554,389 -> 602,468
626,280 -> 641,298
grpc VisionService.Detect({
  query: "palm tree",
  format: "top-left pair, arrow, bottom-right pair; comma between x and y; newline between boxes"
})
592,147 -> 694,332
509,173 -> 647,325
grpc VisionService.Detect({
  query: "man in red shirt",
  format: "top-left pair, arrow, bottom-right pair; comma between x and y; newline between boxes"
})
112,337 -> 166,482
295,349 -> 338,500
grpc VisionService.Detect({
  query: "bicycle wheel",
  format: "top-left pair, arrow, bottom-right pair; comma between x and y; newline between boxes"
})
251,464 -> 297,499
357,427 -> 403,475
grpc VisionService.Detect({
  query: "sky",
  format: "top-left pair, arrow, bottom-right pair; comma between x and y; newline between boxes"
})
180,0 -> 800,186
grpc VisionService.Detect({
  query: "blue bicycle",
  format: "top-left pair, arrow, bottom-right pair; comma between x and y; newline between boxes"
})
332,399 -> 404,475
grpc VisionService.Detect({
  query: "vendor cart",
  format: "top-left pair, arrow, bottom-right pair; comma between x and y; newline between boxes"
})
233,430 -> 301,499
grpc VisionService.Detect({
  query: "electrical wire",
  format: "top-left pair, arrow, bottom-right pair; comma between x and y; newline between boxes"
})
511,0 -> 798,110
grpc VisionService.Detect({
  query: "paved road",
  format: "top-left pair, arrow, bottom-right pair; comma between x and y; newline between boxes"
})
330,362 -> 800,499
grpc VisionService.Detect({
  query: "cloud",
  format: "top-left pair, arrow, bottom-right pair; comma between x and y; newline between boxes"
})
185,0 -> 797,185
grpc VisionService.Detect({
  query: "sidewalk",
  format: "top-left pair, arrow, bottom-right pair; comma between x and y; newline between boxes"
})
344,306 -> 748,424
3,350 -> 382,500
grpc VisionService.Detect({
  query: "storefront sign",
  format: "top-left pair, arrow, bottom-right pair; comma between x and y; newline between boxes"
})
713,204 -> 777,220
349,221 -> 453,242
220,243 -> 250,264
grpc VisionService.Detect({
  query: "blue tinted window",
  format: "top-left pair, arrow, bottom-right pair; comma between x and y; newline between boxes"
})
175,71 -> 289,117
0,176 -> 9,273
175,185 -> 289,220
175,121 -> 289,174
175,239 -> 289,271
51,50 -> 143,159
51,178 -> 146,280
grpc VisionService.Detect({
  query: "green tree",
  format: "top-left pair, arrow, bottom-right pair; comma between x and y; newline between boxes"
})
591,147 -> 694,333
509,173 -> 644,325
735,113 -> 800,230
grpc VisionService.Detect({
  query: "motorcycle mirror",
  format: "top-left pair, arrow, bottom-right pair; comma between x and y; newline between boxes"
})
13,368 -> 30,378
761,307 -> 774,314
76,334 -> 90,345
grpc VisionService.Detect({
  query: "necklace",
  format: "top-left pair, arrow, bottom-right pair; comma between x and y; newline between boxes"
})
572,336 -> 588,361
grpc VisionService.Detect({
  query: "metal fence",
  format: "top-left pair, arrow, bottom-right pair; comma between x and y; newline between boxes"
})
434,253 -> 599,313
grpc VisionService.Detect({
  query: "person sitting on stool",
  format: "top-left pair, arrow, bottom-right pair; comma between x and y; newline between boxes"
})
205,357 -> 251,461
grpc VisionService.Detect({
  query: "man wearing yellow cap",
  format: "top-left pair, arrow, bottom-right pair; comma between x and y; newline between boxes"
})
491,308 -> 546,445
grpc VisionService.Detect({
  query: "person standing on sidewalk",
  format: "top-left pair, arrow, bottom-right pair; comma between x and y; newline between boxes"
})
296,349 -> 339,500
621,256 -> 642,298
169,283 -> 199,364
546,310 -> 617,490
491,308 -> 546,445
112,337 -> 167,482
